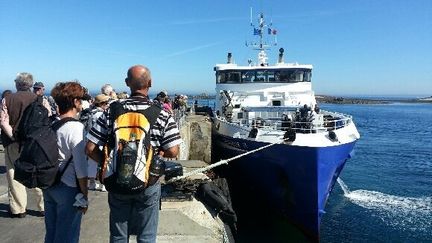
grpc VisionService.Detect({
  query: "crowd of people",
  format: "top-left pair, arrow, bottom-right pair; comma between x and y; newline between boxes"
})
0,65 -> 184,243
292,104 -> 323,132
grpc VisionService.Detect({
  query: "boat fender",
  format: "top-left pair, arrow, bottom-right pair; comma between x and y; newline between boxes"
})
328,131 -> 338,141
248,128 -> 258,138
196,180 -> 237,227
284,129 -> 296,142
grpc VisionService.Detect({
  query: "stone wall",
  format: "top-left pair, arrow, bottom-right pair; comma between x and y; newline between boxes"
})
178,114 -> 212,164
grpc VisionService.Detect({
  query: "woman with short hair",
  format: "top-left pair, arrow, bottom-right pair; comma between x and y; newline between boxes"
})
44,81 -> 88,243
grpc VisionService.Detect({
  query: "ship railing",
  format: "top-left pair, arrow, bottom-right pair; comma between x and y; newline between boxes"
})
234,110 -> 352,134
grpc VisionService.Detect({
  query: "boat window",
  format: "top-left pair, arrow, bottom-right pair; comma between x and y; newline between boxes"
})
304,70 -> 312,82
274,69 -> 312,83
227,72 -> 241,83
218,69 -> 312,83
292,70 -> 304,81
267,71 -> 276,81
216,71 -> 241,83
241,71 -> 255,82
216,72 -> 226,83
256,71 -> 266,82
241,70 -> 274,82
272,100 -> 281,106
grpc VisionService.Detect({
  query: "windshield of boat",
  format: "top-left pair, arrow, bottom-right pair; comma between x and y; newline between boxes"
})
216,68 -> 312,83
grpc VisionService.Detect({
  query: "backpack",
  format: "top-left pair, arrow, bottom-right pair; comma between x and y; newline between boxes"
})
100,100 -> 162,194
79,107 -> 99,133
14,97 -> 76,189
15,96 -> 49,141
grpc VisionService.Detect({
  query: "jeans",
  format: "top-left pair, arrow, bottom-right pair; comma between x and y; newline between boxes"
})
43,182 -> 82,243
108,183 -> 161,243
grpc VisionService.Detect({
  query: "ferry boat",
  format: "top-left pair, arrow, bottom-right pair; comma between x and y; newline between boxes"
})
211,12 -> 360,240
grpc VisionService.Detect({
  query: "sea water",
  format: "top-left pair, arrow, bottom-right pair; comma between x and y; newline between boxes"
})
320,103 -> 432,242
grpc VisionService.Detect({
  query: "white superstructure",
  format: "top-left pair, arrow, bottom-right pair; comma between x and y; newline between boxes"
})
212,13 -> 359,147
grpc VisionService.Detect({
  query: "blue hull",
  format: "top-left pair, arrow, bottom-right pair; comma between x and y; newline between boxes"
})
213,133 -> 356,240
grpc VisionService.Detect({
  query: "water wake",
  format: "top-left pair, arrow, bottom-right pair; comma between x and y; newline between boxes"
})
337,178 -> 432,233
336,178 -> 351,194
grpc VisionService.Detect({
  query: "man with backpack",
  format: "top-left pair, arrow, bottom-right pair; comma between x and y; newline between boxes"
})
0,72 -> 45,218
85,65 -> 182,243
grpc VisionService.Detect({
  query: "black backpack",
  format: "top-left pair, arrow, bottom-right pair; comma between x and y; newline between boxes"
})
14,97 -> 76,189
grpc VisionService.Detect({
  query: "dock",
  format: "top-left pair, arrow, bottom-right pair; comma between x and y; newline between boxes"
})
0,113 -> 232,242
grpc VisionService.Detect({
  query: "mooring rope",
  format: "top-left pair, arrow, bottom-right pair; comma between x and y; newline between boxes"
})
166,138 -> 287,184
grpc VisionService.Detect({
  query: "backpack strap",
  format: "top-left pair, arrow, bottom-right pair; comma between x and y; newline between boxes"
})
56,155 -> 82,192
57,155 -> 73,182
142,104 -> 162,147
51,117 -> 77,131
143,104 -> 162,127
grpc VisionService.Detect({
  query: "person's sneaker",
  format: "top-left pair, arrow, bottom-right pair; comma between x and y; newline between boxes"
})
10,212 -> 26,218
36,211 -> 45,217
99,184 -> 107,192
88,179 -> 97,190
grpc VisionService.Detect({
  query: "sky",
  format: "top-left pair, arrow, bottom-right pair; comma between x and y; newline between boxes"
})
0,0 -> 431,97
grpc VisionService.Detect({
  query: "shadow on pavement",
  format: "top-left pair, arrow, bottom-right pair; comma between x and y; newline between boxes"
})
0,203 -> 44,218
0,203 -> 10,218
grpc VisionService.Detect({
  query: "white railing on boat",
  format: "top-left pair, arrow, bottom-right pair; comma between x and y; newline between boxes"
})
173,105 -> 353,134
219,109 -> 353,134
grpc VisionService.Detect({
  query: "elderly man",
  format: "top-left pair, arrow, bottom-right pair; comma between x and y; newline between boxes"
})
86,65 -> 182,242
33,81 -> 45,96
101,83 -> 117,100
0,72 -> 45,218
32,81 -> 52,117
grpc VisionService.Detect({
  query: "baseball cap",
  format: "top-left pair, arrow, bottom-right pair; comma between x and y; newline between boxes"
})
33,82 -> 45,89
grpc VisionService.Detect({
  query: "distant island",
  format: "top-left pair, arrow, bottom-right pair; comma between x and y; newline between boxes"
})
316,95 -> 432,104
418,96 -> 432,102
182,93 -> 432,105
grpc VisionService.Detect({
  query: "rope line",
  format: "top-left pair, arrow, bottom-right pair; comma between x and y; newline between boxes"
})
166,138 -> 287,184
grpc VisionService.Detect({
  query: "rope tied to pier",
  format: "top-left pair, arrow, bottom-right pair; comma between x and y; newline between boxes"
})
166,138 -> 288,184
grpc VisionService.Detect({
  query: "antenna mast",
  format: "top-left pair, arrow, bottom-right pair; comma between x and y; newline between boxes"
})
246,10 -> 278,66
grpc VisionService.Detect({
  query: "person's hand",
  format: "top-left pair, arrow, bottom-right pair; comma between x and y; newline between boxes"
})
73,193 -> 88,214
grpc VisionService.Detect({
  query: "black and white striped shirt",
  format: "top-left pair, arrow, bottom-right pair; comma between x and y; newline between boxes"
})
86,96 -> 182,152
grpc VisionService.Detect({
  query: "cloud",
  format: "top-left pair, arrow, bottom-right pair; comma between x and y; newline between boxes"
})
162,41 -> 224,59
169,17 -> 245,25
270,10 -> 341,21
78,47 -> 146,59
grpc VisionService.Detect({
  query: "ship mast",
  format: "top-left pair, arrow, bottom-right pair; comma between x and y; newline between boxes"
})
246,9 -> 277,66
